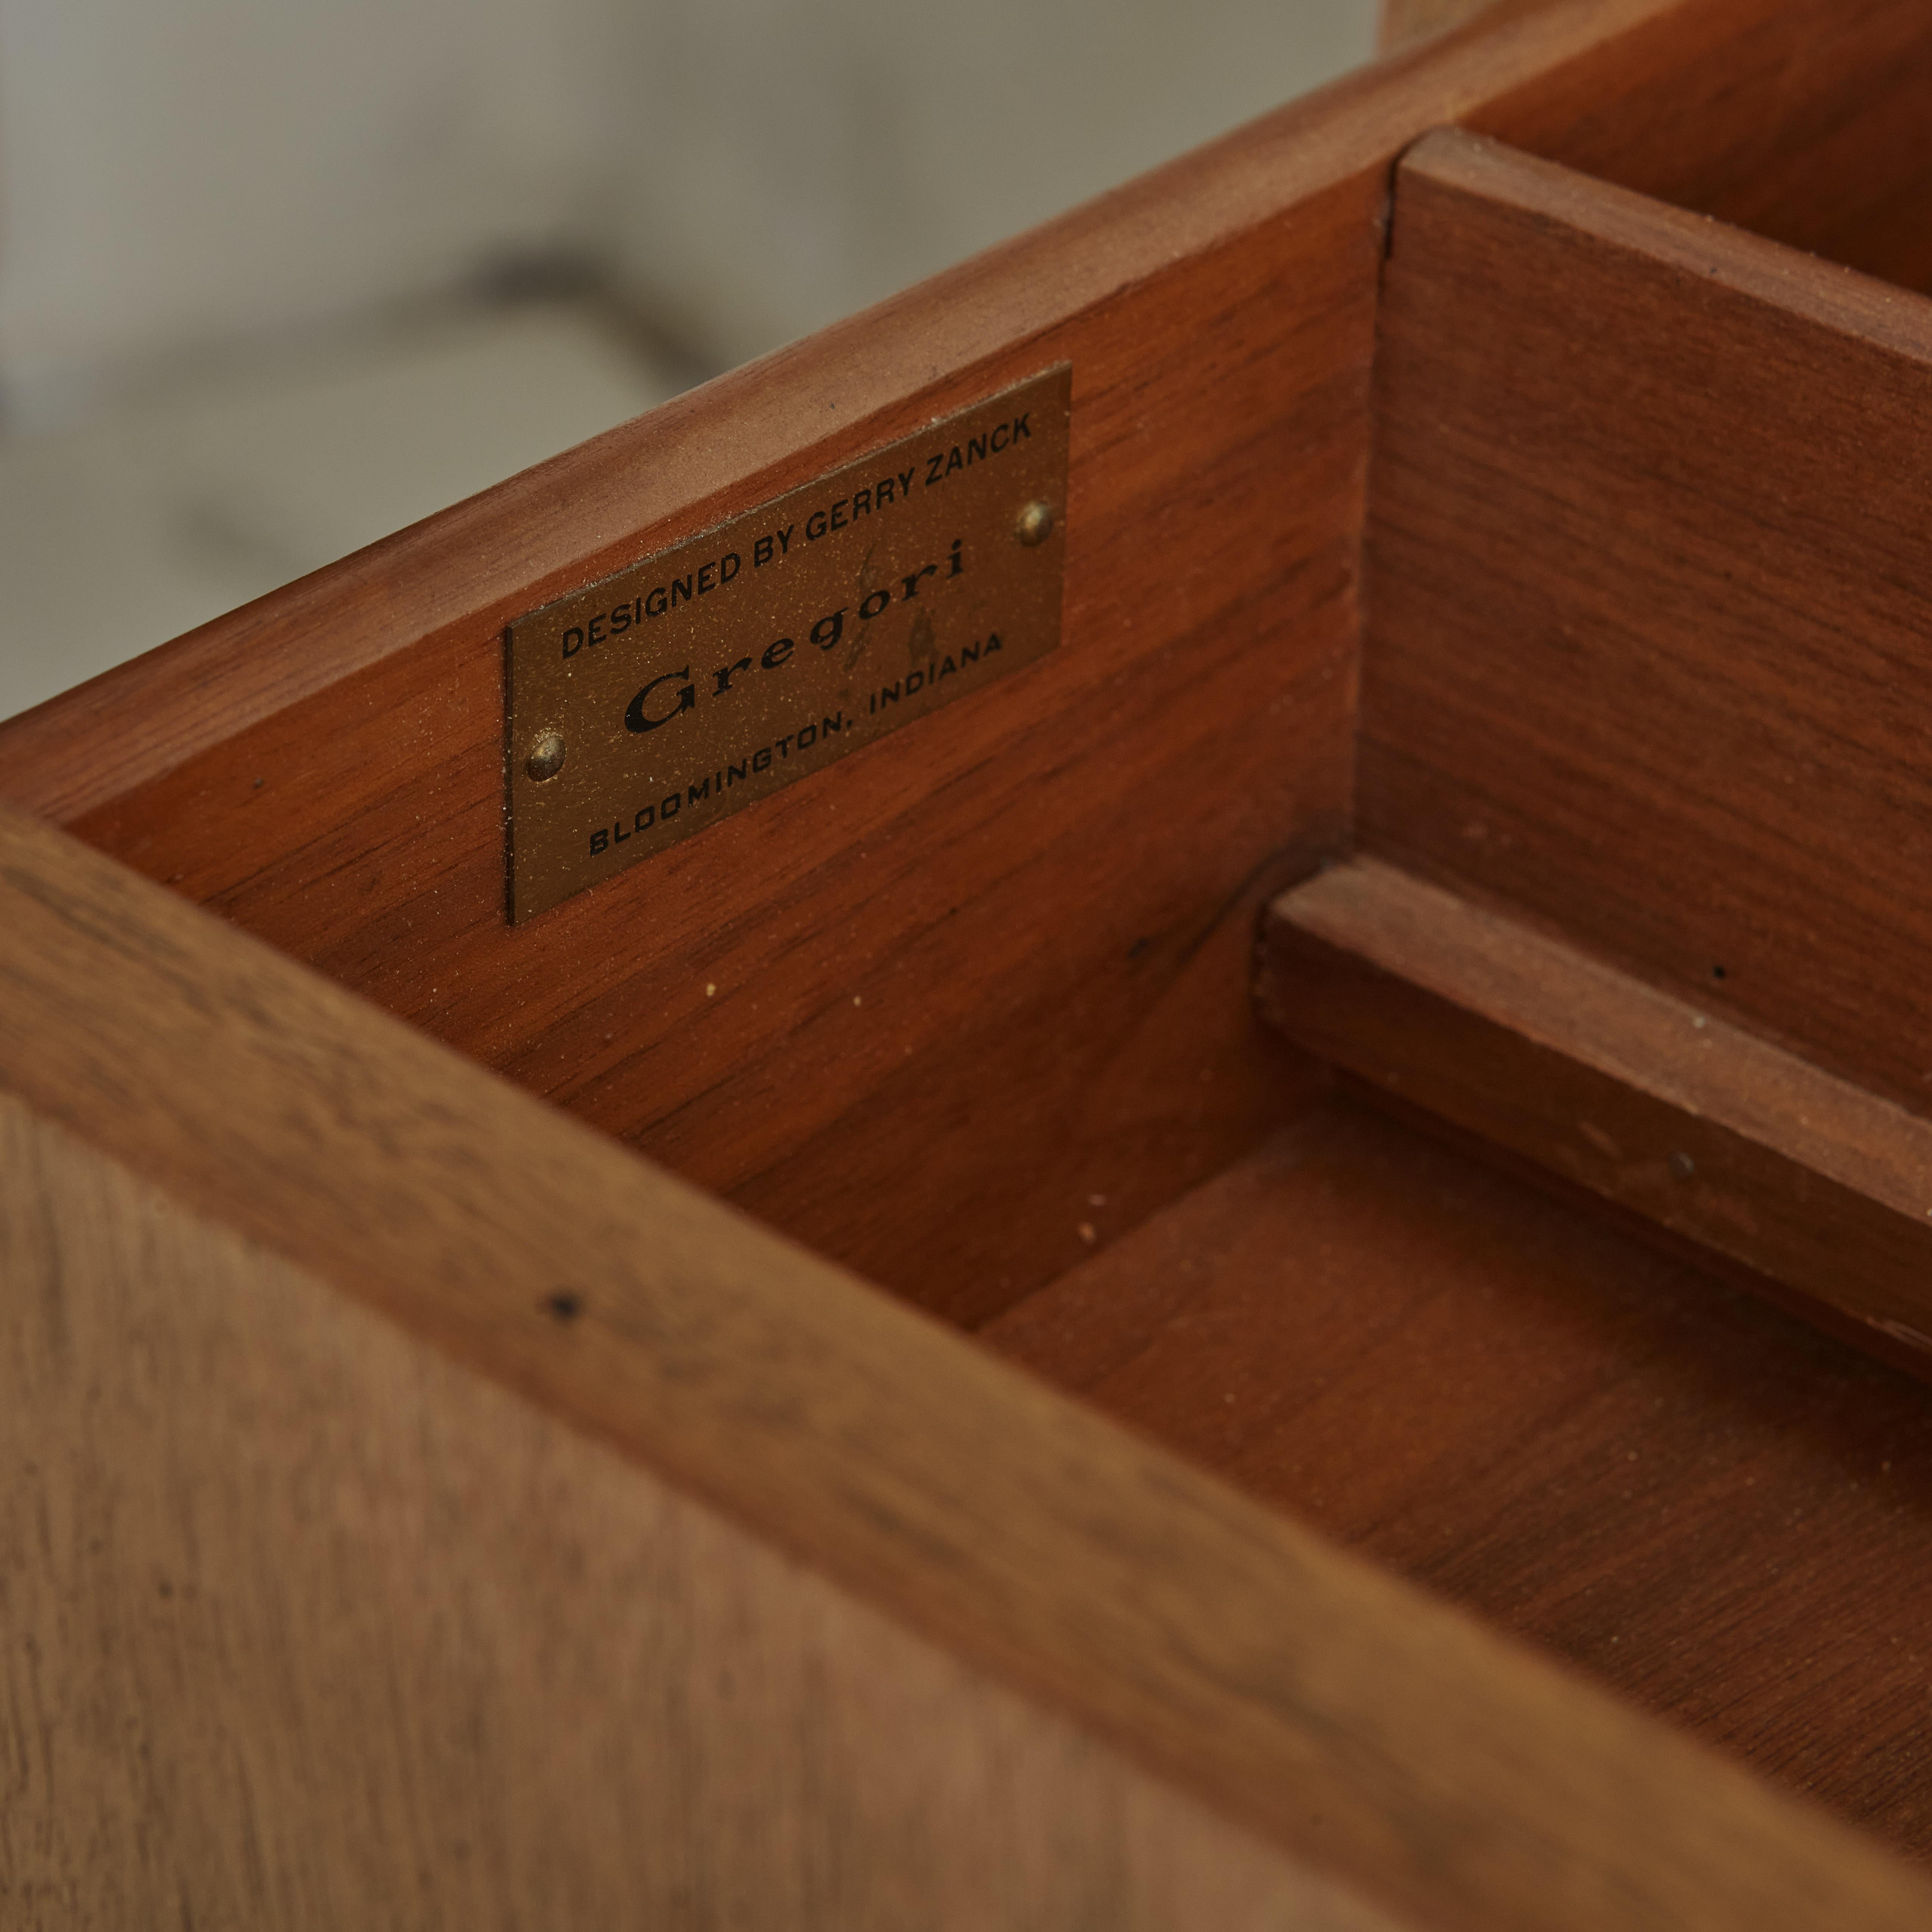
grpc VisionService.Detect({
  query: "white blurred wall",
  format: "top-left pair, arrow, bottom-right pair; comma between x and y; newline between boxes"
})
603,0 -> 1378,367
0,0 -> 1377,420
0,0 -> 617,424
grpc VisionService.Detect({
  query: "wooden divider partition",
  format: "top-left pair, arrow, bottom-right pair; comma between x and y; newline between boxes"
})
1360,128 -> 1932,1118
10,0 -> 1932,1924
1262,126 -> 1932,1354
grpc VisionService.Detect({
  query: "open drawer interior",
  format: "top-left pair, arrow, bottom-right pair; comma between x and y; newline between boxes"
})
1104,112 -> 1932,1863
987,1095 -> 1932,1861
10,3 -> 1932,1917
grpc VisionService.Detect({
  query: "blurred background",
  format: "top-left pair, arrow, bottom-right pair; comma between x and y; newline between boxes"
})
0,0 -> 1386,719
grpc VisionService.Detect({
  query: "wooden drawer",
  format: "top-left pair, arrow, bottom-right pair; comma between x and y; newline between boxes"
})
9,1 -> 1932,1923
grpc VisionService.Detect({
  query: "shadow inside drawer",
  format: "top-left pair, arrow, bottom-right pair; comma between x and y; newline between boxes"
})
985,1096 -> 1932,1861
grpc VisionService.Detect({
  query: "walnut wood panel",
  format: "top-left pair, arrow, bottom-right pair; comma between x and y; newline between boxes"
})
985,1100 -> 1932,1863
1459,0 -> 1932,297
1364,129 -> 1932,1124
0,1090 -> 1404,1932
3,0 -> 1918,1330
5,801 -> 1931,1927
1256,857 -> 1932,1367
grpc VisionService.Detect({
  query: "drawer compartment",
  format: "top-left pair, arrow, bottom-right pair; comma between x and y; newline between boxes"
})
8,3 -> 1932,1926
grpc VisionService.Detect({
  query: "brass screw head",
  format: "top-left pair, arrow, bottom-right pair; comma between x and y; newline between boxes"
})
1016,500 -> 1055,546
526,731 -> 567,782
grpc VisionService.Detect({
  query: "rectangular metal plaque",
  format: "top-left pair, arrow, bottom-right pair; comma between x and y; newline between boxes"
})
505,364 -> 1070,922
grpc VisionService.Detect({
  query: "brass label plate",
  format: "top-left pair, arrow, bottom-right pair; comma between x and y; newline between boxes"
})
505,364 -> 1070,922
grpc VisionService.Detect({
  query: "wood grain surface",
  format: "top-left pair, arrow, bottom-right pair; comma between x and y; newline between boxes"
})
1458,2 -> 1932,297
0,1090 -> 1404,1932
5,799 -> 1931,1926
1257,857 -> 1932,1368
7,0 -> 1922,1328
1364,129 -> 1932,1125
985,1099 -> 1932,1864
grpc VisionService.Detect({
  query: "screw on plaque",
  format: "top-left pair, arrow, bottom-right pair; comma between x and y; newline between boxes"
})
1015,500 -> 1055,546
526,731 -> 567,782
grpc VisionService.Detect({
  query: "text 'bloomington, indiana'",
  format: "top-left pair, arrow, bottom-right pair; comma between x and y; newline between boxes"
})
588,634 -> 1009,858
587,533 -> 1009,860
555,406 -> 1038,662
